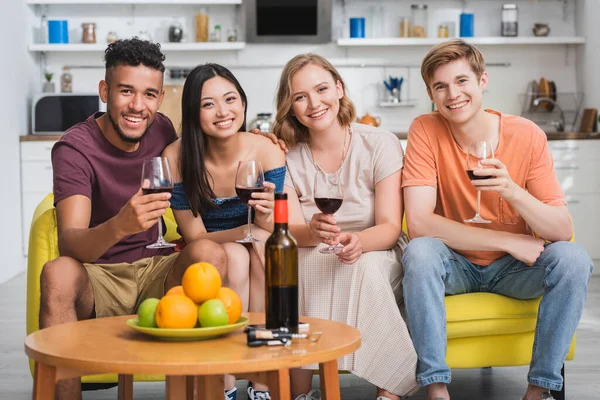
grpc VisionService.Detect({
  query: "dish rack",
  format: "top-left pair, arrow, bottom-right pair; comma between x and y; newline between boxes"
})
519,92 -> 584,132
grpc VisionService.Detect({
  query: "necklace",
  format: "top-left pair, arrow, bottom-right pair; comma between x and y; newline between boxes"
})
306,126 -> 351,174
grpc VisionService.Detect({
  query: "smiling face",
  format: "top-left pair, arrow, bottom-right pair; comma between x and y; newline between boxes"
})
290,63 -> 344,134
99,65 -> 164,144
199,76 -> 246,139
428,58 -> 487,127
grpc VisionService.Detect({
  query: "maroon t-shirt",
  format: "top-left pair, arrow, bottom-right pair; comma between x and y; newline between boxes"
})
52,112 -> 178,264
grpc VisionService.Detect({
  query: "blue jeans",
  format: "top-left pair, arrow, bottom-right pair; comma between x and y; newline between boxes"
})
402,237 -> 593,391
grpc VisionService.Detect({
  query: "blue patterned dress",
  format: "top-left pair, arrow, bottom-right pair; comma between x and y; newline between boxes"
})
170,166 -> 286,232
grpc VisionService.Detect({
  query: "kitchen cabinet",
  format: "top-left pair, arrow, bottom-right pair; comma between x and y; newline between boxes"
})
549,139 -> 600,259
20,140 -> 57,256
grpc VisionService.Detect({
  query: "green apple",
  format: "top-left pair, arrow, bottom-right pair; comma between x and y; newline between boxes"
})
198,299 -> 229,328
137,298 -> 160,328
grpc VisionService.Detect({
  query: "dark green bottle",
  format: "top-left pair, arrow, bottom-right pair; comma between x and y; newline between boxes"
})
265,193 -> 299,333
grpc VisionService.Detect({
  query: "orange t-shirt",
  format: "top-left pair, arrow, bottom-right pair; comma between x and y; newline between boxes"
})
402,109 -> 566,266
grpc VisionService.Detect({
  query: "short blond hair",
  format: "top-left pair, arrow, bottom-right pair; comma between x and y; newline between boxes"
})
421,39 -> 486,94
273,53 -> 356,147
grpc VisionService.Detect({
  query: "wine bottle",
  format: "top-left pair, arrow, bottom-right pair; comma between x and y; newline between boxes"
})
265,193 -> 299,333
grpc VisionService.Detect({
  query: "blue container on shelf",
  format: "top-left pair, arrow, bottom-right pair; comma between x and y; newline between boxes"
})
460,12 -> 474,37
48,20 -> 69,44
350,17 -> 365,38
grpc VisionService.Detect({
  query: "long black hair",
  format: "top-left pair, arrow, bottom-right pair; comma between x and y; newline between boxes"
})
180,63 -> 248,217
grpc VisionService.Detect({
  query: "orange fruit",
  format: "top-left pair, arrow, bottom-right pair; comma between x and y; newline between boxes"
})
155,294 -> 198,329
165,285 -> 185,296
216,287 -> 243,324
182,262 -> 222,304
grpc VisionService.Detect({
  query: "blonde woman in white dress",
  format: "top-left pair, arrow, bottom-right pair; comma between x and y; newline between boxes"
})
272,53 -> 418,400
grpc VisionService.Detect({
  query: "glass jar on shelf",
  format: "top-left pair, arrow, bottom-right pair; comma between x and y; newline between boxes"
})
411,4 -> 428,37
60,66 -> 72,93
501,4 -> 518,37
81,23 -> 96,43
438,24 -> 449,38
227,27 -> 238,42
106,31 -> 118,44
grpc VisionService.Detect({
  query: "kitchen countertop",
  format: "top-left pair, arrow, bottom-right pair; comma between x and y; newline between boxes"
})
19,131 -> 600,142
393,131 -> 600,141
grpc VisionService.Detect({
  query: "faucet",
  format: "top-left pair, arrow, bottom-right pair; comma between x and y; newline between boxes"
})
532,97 -> 565,132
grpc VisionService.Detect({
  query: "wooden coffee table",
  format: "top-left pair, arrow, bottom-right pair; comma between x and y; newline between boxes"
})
25,312 -> 361,400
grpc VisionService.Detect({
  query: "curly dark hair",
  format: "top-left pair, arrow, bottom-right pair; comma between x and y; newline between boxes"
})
104,38 -> 165,79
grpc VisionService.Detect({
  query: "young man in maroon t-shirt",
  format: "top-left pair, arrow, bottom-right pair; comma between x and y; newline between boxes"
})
42,39 -> 227,399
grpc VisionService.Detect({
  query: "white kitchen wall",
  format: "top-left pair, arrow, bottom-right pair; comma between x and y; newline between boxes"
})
31,0 -> 585,134
1,2 -> 36,284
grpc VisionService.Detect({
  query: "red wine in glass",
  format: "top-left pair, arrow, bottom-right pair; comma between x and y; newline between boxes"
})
315,197 -> 343,214
314,170 -> 344,254
464,141 -> 495,224
235,160 -> 265,243
236,186 -> 266,204
466,170 -> 493,181
141,157 -> 176,249
142,187 -> 174,195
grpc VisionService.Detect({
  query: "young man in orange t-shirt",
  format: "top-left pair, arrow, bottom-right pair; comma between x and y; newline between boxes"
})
401,39 -> 593,400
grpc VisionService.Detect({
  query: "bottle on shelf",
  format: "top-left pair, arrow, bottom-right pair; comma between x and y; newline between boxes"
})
265,193 -> 299,333
196,9 -> 209,42
213,25 -> 222,42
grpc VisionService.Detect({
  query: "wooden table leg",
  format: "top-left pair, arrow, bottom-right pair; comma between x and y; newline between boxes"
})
186,376 -> 198,400
118,374 -> 133,400
319,360 -> 341,400
32,362 -> 56,400
197,375 -> 224,400
166,375 -> 187,400
266,369 -> 291,400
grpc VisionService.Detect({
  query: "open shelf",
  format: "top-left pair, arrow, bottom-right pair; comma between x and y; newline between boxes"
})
26,0 -> 241,4
378,100 -> 417,108
337,37 -> 586,47
29,42 -> 246,52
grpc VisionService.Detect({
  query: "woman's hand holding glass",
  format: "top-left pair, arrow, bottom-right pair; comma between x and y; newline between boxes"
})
334,232 -> 363,264
249,181 -> 276,225
309,213 -> 341,245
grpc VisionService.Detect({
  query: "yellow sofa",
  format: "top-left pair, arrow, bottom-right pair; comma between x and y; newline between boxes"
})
26,194 -> 574,397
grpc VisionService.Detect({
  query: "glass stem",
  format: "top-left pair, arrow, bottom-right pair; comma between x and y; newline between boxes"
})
476,190 -> 482,216
247,205 -> 252,237
157,216 -> 164,242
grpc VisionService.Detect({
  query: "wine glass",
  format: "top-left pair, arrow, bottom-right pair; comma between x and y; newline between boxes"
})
314,170 -> 344,254
235,160 -> 265,243
464,141 -> 494,224
141,157 -> 176,249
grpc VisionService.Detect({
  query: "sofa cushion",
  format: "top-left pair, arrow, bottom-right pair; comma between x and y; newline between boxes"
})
445,292 -> 540,339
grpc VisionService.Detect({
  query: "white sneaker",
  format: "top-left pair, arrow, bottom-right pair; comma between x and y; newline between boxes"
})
224,386 -> 237,400
294,389 -> 321,400
247,386 -> 271,400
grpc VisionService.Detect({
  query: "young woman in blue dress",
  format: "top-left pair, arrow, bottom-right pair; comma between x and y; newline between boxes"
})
162,63 -> 285,400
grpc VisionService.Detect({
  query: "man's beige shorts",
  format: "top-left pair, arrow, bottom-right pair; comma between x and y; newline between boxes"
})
83,252 -> 179,318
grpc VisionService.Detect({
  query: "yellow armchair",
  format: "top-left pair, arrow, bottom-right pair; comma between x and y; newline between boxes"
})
26,195 -> 575,398
400,218 -> 574,400
25,194 -> 181,385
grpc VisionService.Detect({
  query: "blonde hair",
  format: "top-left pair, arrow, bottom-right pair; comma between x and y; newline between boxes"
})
273,53 -> 356,147
421,39 -> 486,94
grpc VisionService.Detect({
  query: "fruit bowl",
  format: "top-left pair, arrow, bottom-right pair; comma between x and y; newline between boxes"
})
126,317 -> 249,341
